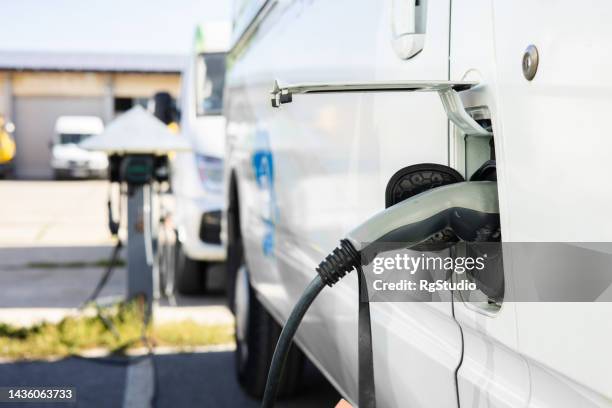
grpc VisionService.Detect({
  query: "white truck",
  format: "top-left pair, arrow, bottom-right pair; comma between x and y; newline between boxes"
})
52,116 -> 108,179
223,1 -> 612,407
170,23 -> 231,293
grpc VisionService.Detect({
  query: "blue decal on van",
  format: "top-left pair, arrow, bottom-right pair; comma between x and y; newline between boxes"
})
253,150 -> 274,189
252,130 -> 277,257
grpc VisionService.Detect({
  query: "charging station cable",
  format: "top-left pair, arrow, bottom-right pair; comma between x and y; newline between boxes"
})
261,181 -> 500,408
143,183 -> 155,267
81,183 -> 123,308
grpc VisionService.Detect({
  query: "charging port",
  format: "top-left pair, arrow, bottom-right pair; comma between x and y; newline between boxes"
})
451,106 -> 503,312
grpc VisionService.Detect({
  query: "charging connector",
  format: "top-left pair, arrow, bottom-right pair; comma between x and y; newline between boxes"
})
316,239 -> 360,287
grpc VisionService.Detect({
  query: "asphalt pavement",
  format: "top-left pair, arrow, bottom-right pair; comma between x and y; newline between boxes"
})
0,351 -> 338,408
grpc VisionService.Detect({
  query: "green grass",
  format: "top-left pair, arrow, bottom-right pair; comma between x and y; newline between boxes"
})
154,321 -> 234,349
0,301 -> 234,360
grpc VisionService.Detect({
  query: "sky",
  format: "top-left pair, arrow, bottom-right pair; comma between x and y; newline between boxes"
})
0,0 -> 231,56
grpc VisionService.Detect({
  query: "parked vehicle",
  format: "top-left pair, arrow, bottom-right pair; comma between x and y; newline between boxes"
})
52,116 -> 107,179
170,23 -> 231,294
0,116 -> 16,177
223,1 -> 612,406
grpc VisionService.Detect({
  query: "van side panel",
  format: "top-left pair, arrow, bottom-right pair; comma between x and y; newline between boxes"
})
226,0 -> 463,406
492,0 -> 612,403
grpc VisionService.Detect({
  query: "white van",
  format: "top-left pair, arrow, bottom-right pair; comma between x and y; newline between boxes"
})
170,23 -> 231,294
51,116 -> 107,179
223,1 -> 612,407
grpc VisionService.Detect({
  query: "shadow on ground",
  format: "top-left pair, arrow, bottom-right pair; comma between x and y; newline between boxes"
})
0,245 -> 125,308
0,351 -> 340,407
0,245 -> 228,309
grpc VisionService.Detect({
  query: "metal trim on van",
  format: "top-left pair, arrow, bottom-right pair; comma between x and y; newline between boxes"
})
229,0 -> 278,60
270,79 -> 492,136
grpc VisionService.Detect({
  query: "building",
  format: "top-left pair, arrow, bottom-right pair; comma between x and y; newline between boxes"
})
0,50 -> 184,178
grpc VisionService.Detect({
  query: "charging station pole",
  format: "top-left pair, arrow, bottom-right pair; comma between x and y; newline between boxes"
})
120,153 -> 162,317
80,106 -> 190,318
127,183 -> 153,312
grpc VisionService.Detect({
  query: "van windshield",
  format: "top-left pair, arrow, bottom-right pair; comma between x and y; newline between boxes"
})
59,133 -> 92,145
196,53 -> 226,116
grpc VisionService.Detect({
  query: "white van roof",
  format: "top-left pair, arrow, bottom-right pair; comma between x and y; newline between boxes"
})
55,116 -> 104,135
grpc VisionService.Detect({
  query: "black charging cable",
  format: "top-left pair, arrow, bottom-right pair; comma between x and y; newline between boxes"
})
80,183 -> 123,308
262,239 -> 367,408
262,276 -> 326,407
80,240 -> 123,308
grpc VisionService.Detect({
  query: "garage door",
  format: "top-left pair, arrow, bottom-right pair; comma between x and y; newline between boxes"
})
13,96 -> 105,179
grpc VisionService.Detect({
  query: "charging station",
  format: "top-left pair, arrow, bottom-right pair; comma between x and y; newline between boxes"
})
81,106 -> 190,316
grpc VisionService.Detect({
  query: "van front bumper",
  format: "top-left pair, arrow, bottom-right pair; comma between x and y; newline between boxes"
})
52,162 -> 107,179
176,196 -> 226,262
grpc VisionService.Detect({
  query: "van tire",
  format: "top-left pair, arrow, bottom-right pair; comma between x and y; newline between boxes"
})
234,264 -> 304,399
174,238 -> 206,294
226,209 -> 244,313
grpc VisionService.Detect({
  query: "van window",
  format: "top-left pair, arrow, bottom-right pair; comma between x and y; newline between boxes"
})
196,53 -> 226,116
58,133 -> 92,144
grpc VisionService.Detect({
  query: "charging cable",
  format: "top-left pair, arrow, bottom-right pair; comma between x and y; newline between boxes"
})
262,240 -> 362,408
261,181 -> 500,408
81,183 -> 124,308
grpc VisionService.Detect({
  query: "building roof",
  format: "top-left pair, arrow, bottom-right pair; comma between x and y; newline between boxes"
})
0,50 -> 186,73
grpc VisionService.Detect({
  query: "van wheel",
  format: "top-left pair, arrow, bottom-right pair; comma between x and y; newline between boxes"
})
226,203 -> 242,312
234,263 -> 304,399
174,238 -> 206,294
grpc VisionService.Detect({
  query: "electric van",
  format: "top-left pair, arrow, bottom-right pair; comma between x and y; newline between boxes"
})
222,1 -> 612,407
170,23 -> 231,294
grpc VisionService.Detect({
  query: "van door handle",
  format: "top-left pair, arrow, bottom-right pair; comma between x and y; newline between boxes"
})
391,0 -> 425,59
270,79 -> 492,136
